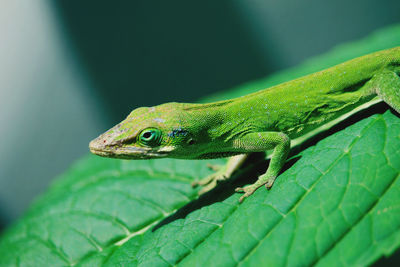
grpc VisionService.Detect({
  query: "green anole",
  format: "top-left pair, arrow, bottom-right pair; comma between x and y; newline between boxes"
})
89,47 -> 400,202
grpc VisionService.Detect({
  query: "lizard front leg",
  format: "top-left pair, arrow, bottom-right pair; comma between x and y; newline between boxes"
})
234,132 -> 290,202
192,131 -> 290,202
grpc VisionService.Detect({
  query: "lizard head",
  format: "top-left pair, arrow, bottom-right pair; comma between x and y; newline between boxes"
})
89,102 -> 213,159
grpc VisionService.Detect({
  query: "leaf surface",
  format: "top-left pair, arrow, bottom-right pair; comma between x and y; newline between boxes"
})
1,24 -> 400,267
102,111 -> 400,267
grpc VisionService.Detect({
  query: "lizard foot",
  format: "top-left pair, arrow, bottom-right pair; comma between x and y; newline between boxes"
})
235,185 -> 260,203
191,164 -> 229,194
235,175 -> 276,202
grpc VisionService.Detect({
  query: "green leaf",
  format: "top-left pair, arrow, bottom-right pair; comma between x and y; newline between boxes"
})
1,24 -> 400,266
101,111 -> 400,267
0,155 -> 225,266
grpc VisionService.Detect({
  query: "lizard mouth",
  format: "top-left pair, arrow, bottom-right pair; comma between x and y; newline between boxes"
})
89,140 -> 168,159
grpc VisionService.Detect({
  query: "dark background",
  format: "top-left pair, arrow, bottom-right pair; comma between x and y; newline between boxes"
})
0,0 -> 399,229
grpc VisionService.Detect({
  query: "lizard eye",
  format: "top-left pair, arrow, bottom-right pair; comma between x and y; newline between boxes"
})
138,128 -> 161,146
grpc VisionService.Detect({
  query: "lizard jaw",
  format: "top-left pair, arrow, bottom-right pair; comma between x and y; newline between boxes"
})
89,139 -> 169,159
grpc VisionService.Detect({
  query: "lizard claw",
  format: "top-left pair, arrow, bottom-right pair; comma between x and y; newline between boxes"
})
198,180 -> 218,195
265,176 -> 277,190
191,173 -> 227,188
235,185 -> 258,203
206,163 -> 222,172
236,174 -> 277,202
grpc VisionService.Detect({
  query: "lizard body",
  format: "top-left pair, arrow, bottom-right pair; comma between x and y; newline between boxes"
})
90,47 -> 400,202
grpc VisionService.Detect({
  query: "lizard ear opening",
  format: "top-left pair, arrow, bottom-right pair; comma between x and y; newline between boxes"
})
188,139 -> 196,145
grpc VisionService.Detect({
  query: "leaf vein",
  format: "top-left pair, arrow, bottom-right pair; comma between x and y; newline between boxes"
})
237,117 -> 381,264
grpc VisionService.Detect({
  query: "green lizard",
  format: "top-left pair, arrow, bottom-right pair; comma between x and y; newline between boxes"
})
89,47 -> 400,202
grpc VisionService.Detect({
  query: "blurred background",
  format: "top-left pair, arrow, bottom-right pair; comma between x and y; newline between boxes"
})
0,0 -> 399,229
